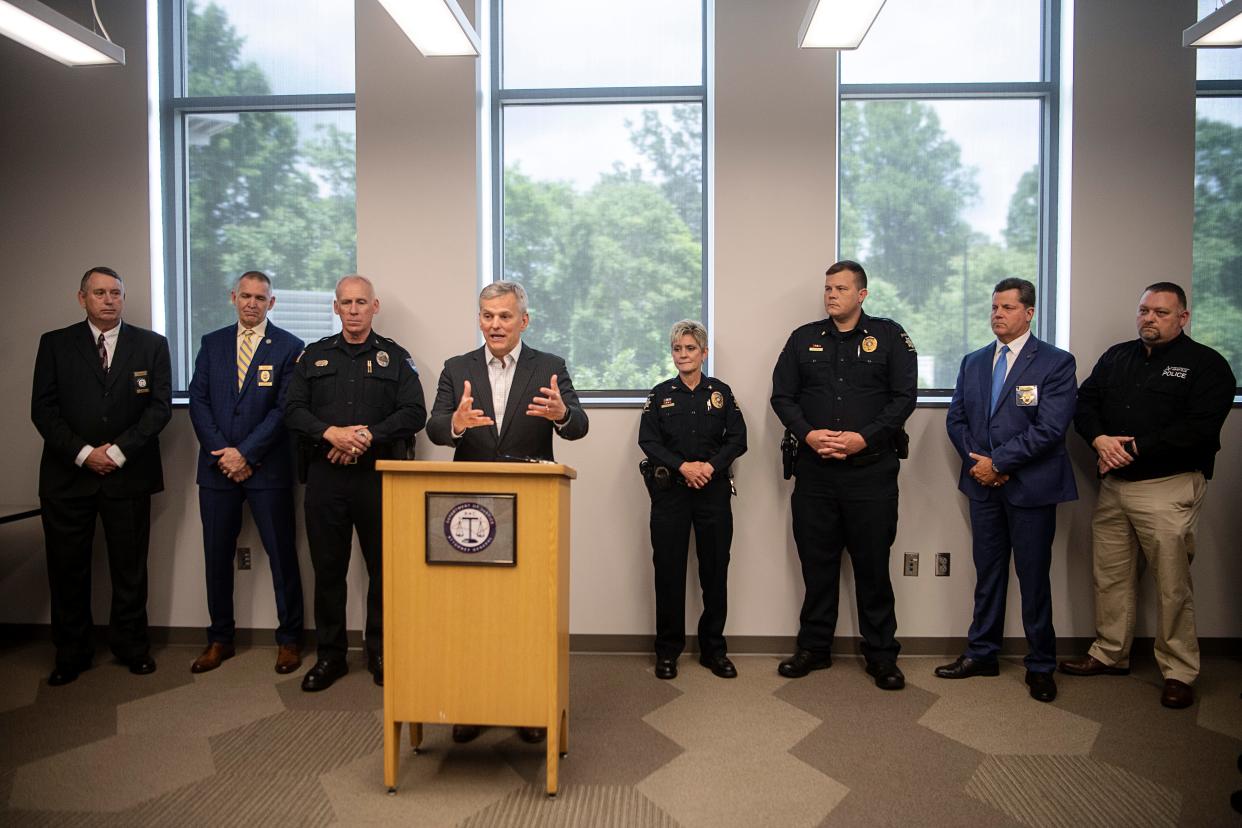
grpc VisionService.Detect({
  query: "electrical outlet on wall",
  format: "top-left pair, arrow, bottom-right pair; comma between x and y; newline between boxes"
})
903,552 -> 919,576
237,546 -> 251,571
935,552 -> 951,576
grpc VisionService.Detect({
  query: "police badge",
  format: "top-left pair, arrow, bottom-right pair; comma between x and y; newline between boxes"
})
1016,385 -> 1038,406
376,350 -> 390,367
710,391 -> 724,410
861,336 -> 878,353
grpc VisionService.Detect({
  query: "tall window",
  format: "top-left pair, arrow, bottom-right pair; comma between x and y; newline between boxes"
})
492,0 -> 707,394
161,0 -> 357,390
1193,0 -> 1242,389
839,0 -> 1058,392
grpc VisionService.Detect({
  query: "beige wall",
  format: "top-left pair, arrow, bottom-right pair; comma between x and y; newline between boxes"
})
1,0 -> 1237,646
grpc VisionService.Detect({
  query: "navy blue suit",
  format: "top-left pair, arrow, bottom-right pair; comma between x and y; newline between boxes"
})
946,335 -> 1077,672
189,323 -> 304,646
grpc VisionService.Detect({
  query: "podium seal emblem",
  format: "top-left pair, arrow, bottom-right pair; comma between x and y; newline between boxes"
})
444,502 -> 497,553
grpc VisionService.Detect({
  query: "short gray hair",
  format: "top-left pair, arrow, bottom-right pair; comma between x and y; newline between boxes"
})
669,319 -> 708,350
335,274 -> 375,299
479,280 -> 528,315
237,270 -> 272,291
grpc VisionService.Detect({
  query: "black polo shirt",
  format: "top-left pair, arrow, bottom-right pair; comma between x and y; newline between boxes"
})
1075,333 -> 1235,480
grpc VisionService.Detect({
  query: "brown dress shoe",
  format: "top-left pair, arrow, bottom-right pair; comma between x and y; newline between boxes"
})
275,643 -> 302,675
1057,655 -> 1130,676
191,643 -> 235,674
1161,679 -> 1194,709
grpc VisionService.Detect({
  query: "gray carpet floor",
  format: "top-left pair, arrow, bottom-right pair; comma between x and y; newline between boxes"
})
0,642 -> 1239,826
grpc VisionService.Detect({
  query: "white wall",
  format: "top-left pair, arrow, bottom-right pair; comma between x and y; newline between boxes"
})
1,0 -> 1237,648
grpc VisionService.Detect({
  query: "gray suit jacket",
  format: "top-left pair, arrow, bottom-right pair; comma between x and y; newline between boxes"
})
427,344 -> 588,461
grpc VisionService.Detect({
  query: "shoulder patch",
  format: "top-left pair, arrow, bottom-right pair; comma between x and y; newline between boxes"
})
901,332 -> 916,352
642,392 -> 654,413
406,356 -> 418,373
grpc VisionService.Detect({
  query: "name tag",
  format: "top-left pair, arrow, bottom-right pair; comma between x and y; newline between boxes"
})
257,365 -> 274,387
132,370 -> 149,394
1016,385 -> 1038,406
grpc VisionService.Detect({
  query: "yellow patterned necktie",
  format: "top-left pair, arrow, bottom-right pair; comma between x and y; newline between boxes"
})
238,329 -> 255,390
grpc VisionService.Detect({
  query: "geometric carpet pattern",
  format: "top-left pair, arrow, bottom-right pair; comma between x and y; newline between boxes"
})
0,642 -> 1239,826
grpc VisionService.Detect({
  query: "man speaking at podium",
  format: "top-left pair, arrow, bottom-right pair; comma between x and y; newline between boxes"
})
427,279 -> 589,743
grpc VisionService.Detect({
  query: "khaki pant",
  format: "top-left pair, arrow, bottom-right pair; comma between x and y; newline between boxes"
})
1087,472 -> 1206,685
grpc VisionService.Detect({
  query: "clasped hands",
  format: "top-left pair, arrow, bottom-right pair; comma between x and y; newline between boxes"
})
323,425 -> 373,465
968,452 -> 1009,488
805,429 -> 866,460
1092,434 -> 1135,475
210,446 -> 254,482
451,375 -> 568,434
679,461 -> 715,489
84,444 -> 119,476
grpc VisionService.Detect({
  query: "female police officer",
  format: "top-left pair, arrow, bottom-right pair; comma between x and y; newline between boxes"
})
639,320 -> 746,680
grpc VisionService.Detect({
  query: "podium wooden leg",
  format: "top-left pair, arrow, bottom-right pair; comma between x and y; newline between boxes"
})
410,722 -> 423,753
385,719 -> 402,792
558,709 -> 569,758
545,733 -> 558,797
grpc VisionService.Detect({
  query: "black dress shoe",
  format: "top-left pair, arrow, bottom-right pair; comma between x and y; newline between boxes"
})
935,655 -> 1000,679
452,724 -> 481,743
128,655 -> 157,676
1026,670 -> 1057,702
778,649 -> 831,678
517,727 -> 546,744
300,658 -> 348,692
866,661 -> 905,690
48,665 -> 85,686
367,652 -> 383,687
700,655 -> 737,679
655,657 -> 678,680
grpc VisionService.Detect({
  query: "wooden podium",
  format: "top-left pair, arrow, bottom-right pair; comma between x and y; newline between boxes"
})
377,460 -> 576,797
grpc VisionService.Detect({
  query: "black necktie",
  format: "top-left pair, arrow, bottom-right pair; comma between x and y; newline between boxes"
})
97,332 -> 108,373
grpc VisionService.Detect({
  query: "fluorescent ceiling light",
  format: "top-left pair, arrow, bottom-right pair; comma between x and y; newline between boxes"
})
798,0 -> 886,50
1184,0 -> 1242,47
376,0 -> 480,57
0,0 -> 124,66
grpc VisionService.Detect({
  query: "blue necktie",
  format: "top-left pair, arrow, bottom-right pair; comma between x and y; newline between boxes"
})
990,344 -> 1010,414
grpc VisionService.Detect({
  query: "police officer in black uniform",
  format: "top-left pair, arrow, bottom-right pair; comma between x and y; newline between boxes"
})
770,260 -> 916,690
285,275 -> 426,692
639,320 -> 747,681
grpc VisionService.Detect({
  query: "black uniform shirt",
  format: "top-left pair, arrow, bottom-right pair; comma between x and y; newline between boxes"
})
1075,333 -> 1235,481
285,331 -> 427,459
639,376 -> 747,473
770,311 -> 917,454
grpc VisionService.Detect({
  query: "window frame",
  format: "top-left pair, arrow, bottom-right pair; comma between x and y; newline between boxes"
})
489,0 -> 710,400
158,0 -> 357,394
836,0 -> 1061,399
1193,77 -> 1242,397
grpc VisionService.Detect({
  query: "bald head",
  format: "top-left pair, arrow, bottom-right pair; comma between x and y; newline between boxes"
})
335,274 -> 375,300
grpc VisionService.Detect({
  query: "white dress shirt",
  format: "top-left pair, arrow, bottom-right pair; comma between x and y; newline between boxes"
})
76,321 -> 127,468
487,340 -> 522,433
992,328 -> 1032,381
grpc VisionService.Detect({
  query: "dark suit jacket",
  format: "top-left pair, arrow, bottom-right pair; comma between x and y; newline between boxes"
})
946,335 -> 1078,508
188,322 -> 303,490
427,344 -> 588,461
31,320 -> 172,498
